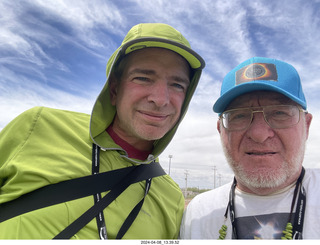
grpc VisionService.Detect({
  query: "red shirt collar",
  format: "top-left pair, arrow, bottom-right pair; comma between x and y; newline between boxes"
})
106,126 -> 152,161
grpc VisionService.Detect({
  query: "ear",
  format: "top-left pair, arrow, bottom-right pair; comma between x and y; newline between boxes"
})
304,113 -> 313,140
217,119 -> 222,134
109,73 -> 118,106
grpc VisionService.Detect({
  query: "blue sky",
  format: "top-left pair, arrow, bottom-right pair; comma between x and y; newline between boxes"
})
1,0 -> 320,189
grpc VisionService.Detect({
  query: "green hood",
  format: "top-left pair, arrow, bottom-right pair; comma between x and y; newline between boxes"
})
90,23 -> 205,163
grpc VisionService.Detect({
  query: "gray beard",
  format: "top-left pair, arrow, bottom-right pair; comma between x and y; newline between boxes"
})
221,140 -> 306,189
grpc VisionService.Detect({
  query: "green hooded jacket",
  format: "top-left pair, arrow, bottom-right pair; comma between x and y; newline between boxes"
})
0,23 -> 205,239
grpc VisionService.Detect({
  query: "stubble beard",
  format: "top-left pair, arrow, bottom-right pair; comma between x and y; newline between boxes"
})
221,140 -> 306,190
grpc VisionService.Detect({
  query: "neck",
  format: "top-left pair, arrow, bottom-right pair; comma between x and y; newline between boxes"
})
236,177 -> 300,196
106,125 -> 153,160
110,120 -> 154,152
236,181 -> 296,196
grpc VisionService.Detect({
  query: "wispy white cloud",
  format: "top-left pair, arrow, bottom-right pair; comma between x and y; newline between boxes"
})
0,69 -> 95,131
31,0 -> 127,46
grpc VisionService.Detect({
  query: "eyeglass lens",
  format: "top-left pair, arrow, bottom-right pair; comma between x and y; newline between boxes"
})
222,105 -> 301,131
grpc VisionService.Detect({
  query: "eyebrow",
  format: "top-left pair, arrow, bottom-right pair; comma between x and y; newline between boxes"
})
128,68 -> 156,76
128,68 -> 190,84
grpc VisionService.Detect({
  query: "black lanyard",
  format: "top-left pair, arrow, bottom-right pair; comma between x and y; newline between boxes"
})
91,144 -> 153,239
92,144 -> 108,239
290,168 -> 306,239
227,168 -> 306,239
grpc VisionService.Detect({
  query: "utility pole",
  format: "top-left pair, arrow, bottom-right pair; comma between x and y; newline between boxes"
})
213,166 -> 217,189
218,173 -> 222,187
168,154 -> 173,175
184,170 -> 189,198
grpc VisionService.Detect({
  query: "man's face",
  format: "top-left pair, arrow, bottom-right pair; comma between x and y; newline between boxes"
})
110,48 -> 190,150
217,91 -> 312,194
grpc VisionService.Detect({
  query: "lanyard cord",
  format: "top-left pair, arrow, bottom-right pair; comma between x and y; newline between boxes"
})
225,168 -> 306,239
291,168 -> 306,239
92,144 -> 108,240
91,144 -> 153,239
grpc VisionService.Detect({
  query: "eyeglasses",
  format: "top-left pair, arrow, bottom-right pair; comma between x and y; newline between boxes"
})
220,105 -> 307,131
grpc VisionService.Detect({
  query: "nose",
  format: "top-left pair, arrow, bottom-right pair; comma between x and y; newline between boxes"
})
246,111 -> 275,143
147,80 -> 170,107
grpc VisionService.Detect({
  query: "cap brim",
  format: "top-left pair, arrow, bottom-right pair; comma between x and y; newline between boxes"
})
120,38 -> 205,69
213,82 -> 307,113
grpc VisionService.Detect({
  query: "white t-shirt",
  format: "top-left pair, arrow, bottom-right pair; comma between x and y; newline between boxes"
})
180,168 -> 320,239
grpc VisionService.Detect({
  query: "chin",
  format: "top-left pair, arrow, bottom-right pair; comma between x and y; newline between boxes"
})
137,126 -> 171,141
230,158 -> 303,190
138,131 -> 167,141
236,168 -> 289,189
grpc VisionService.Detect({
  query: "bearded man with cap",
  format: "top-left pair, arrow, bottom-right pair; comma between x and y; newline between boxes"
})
0,23 -> 205,239
180,57 -> 320,239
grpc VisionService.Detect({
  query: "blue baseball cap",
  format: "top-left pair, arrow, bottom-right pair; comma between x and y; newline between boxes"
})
213,57 -> 307,113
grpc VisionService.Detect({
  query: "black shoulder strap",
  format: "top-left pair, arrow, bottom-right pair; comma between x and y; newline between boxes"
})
116,178 -> 151,239
0,161 -> 165,223
54,163 -> 158,239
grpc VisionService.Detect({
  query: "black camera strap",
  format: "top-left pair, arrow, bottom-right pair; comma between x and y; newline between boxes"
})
54,151 -> 156,239
90,144 -> 153,240
0,144 -> 166,240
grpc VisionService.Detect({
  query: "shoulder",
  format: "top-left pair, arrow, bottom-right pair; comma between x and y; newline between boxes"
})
152,174 -> 184,203
303,168 -> 320,189
33,106 -> 90,123
0,107 -> 93,204
302,168 -> 320,203
186,182 -> 232,214
1,106 -> 90,132
304,168 -> 320,180
180,183 -> 232,239
1,107 -> 43,134
150,174 -> 185,215
0,106 -> 91,146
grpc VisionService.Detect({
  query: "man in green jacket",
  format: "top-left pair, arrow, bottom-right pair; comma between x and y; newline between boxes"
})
0,23 -> 205,239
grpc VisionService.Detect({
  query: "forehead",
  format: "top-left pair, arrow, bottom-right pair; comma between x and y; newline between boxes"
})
226,91 -> 296,109
121,47 -> 191,76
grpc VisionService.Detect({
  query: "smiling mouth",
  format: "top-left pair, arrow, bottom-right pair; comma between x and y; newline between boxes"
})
247,152 -> 276,156
139,111 -> 169,120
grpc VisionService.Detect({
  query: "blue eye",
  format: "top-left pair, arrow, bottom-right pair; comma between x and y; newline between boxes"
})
268,109 -> 292,120
229,112 -> 250,121
172,83 -> 185,90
